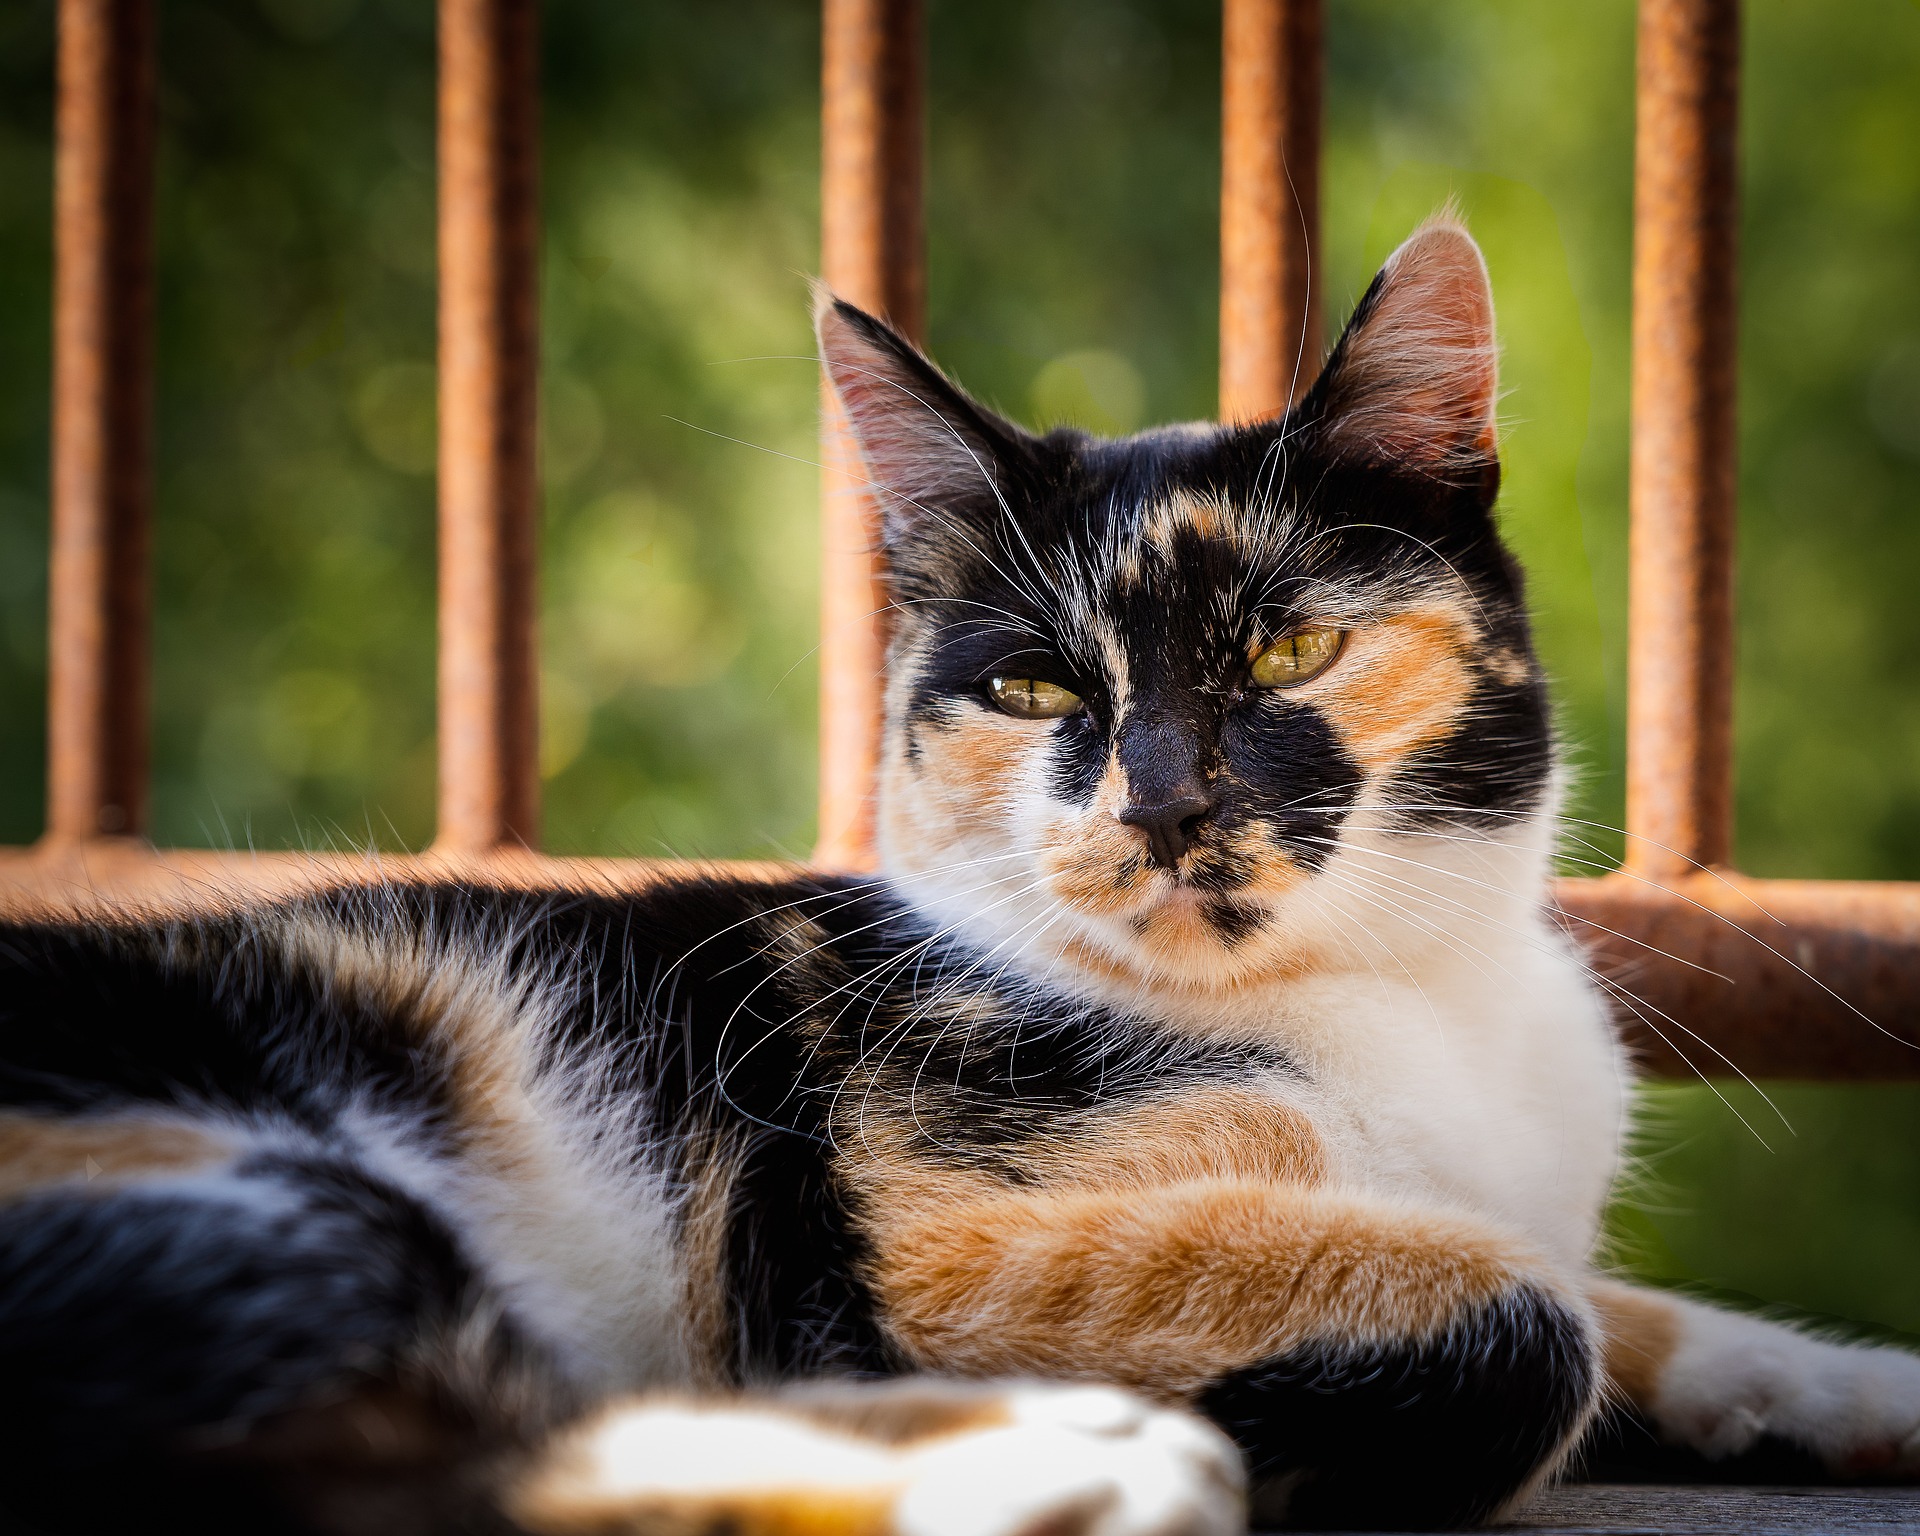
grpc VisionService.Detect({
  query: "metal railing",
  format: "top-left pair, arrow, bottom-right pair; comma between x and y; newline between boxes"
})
5,0 -> 1917,1081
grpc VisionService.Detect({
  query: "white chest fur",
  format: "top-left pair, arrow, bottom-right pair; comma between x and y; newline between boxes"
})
937,813 -> 1633,1273
1267,922 -> 1627,1269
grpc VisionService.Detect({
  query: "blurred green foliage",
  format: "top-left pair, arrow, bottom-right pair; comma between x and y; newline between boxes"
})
1,0 -> 1918,1335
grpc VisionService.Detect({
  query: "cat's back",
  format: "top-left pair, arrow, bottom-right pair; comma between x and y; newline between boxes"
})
0,867 -> 889,1396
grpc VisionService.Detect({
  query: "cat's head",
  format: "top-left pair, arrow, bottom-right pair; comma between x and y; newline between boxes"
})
818,216 -> 1554,996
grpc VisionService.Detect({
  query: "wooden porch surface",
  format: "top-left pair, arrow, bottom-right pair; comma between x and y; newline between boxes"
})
1520,1484 -> 1920,1534
1283,1485 -> 1920,1535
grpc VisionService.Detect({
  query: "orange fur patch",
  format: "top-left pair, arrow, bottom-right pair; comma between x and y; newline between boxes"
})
1297,606 -> 1477,776
920,714 -> 1033,813
277,913 -> 550,1178
842,1087 -> 1539,1401
878,656 -> 1043,878
846,1086 -> 1326,1205
516,1479 -> 897,1536
0,1111 -> 232,1200
1588,1279 -> 1682,1407
865,1177 -> 1539,1399
772,1380 -> 1015,1447
1142,493 -> 1229,556
1035,1088 -> 1329,1191
1038,761 -> 1147,917
678,1127 -> 751,1389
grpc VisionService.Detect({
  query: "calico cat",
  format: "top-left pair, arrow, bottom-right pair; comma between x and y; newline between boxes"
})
4,216 -> 1919,1536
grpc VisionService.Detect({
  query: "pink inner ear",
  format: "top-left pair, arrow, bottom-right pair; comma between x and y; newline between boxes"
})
814,294 -> 988,512
1321,219 -> 1499,468
815,298 -> 909,443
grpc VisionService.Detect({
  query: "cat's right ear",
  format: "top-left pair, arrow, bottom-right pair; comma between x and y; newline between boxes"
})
814,289 -> 1035,558
1295,214 -> 1500,486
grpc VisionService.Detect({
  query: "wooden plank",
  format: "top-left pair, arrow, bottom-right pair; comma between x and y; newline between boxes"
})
45,0 -> 156,845
1509,1482 -> 1920,1535
816,0 -> 925,871
1278,1483 -> 1920,1535
436,0 -> 542,852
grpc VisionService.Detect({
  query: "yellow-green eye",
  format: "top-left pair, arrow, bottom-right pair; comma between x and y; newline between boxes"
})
987,676 -> 1084,719
1250,627 -> 1344,687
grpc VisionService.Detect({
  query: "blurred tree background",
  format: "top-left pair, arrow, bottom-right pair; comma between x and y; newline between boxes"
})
2,0 -> 1918,1336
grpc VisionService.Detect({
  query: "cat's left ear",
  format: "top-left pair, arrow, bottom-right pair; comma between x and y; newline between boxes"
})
814,289 -> 1037,556
1300,214 -> 1499,480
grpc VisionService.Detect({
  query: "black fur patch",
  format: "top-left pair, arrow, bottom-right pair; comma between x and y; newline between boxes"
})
1199,1285 -> 1593,1530
1213,695 -> 1363,871
1201,897 -> 1267,947
0,917 -> 463,1125
1046,710 -> 1110,804
1578,1404 -> 1833,1485
0,1152 -> 507,1536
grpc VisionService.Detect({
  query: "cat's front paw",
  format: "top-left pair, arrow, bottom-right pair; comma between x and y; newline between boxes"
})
1656,1304 -> 1920,1477
509,1382 -> 1244,1536
896,1385 -> 1245,1536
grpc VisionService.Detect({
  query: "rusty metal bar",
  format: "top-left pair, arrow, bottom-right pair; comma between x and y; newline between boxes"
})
1625,0 -> 1740,879
44,0 -> 155,845
1219,0 -> 1322,423
436,0 -> 541,854
1559,874 -> 1920,1080
816,0 -> 925,871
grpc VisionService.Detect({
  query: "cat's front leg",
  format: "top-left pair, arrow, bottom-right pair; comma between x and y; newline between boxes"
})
864,1178 -> 1601,1530
1591,1278 -> 1920,1478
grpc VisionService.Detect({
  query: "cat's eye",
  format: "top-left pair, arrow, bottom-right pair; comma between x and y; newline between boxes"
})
987,676 -> 1084,719
1250,627 -> 1344,687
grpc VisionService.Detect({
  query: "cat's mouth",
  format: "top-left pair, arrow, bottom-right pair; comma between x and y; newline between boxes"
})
1040,819 -> 1288,923
1126,883 -> 1272,949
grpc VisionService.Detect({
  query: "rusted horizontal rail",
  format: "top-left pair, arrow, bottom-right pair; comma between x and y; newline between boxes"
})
0,845 -> 792,916
1559,874 -> 1920,1079
2,845 -> 1914,1082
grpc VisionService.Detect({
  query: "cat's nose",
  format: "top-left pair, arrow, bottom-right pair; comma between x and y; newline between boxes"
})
1119,790 -> 1215,869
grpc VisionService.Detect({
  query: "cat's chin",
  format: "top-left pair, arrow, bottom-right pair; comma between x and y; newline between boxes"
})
1040,882 -> 1320,996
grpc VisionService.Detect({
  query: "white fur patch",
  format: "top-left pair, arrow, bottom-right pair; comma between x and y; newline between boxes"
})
523,1383 -> 1244,1536
273,901 -> 689,1398
899,1386 -> 1245,1536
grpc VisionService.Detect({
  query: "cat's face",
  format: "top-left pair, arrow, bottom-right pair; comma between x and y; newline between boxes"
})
820,218 -> 1552,994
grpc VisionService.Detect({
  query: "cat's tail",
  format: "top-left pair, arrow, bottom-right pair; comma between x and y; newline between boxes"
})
0,1145 -> 548,1535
